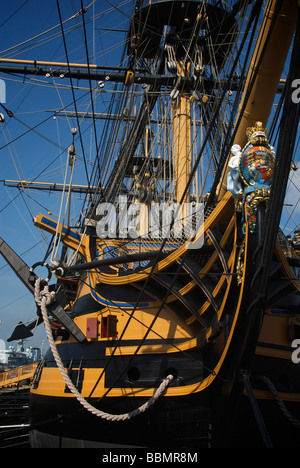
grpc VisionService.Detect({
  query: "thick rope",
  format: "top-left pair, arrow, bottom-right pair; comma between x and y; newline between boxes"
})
255,376 -> 300,430
34,278 -> 174,421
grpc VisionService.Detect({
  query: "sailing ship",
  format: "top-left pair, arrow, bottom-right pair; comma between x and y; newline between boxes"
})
0,0 -> 299,448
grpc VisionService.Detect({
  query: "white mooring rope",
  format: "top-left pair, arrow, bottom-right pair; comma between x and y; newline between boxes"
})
34,278 -> 174,421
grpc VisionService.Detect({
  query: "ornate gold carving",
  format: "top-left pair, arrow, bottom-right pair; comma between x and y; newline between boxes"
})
245,186 -> 271,208
246,121 -> 268,145
234,192 -> 243,212
244,187 -> 270,233
236,239 -> 245,285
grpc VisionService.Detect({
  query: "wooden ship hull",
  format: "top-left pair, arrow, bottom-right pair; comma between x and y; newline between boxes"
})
0,0 -> 299,448
27,198 -> 300,448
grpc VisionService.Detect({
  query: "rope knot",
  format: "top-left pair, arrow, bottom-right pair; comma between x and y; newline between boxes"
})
34,277 -> 55,307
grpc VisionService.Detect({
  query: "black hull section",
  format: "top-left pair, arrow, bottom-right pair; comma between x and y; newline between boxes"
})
230,394 -> 300,448
29,388 -> 300,448
29,392 -> 213,448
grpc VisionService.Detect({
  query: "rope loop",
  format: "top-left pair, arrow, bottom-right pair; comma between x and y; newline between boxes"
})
30,261 -> 52,283
34,278 -> 174,421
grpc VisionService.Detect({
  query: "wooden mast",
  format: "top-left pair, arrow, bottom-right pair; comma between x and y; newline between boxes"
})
217,0 -> 298,200
172,62 -> 192,204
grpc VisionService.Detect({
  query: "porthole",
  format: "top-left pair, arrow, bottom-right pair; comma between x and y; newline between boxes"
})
164,367 -> 178,379
127,367 -> 140,382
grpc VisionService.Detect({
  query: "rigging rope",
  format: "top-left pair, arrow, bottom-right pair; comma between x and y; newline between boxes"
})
73,2 -> 248,389
56,0 -> 91,190
255,376 -> 300,430
205,0 -> 264,207
34,277 -> 174,421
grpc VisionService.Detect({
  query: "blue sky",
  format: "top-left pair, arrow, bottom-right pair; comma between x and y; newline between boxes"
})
0,0 -> 299,352
0,0 -> 131,349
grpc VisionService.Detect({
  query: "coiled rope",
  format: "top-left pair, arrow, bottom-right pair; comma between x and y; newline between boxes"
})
34,278 -> 174,421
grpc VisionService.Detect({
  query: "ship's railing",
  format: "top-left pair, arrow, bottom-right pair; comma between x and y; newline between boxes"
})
0,362 -> 38,389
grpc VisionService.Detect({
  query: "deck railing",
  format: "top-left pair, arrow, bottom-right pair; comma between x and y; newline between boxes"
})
0,362 -> 38,389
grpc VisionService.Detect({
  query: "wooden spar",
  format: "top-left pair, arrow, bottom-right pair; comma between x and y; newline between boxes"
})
2,179 -> 99,193
217,0 -> 298,200
0,57 -> 99,69
172,62 -> 192,204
